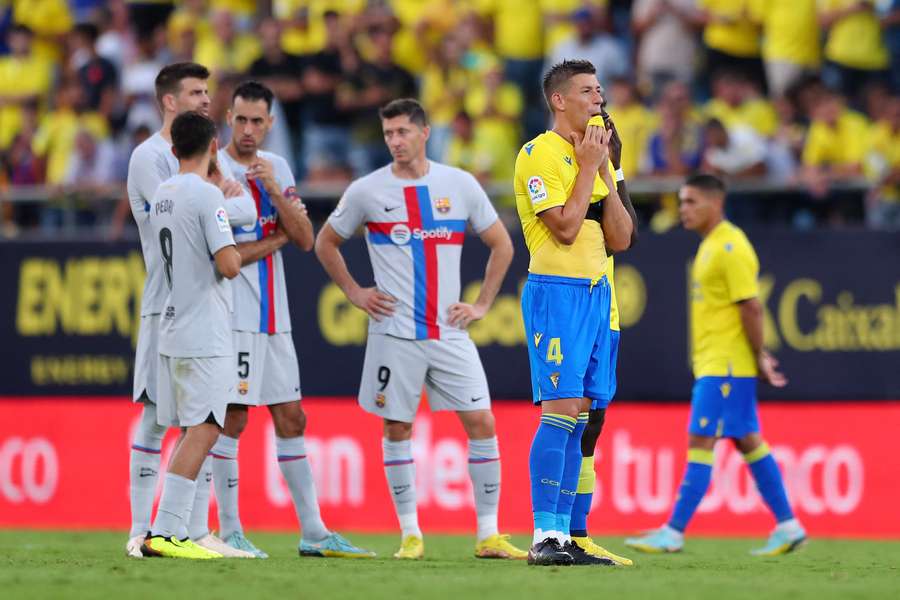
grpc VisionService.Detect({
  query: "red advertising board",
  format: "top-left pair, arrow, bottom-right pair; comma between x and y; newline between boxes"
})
1,398 -> 897,538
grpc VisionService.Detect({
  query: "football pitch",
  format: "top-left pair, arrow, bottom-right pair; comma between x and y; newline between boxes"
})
3,531 -> 898,600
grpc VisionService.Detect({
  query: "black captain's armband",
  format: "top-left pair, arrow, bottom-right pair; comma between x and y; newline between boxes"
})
585,202 -> 603,222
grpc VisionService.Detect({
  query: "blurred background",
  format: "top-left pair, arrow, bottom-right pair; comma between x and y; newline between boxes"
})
0,0 -> 898,537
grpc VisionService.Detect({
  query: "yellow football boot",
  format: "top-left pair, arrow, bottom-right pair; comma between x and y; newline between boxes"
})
142,535 -> 222,559
474,534 -> 528,559
393,535 -> 424,559
572,536 -> 634,566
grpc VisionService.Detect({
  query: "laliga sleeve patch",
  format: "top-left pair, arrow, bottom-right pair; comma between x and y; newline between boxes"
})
527,176 -> 548,204
215,207 -> 231,232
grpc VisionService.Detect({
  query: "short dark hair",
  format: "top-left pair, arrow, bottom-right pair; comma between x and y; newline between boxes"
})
379,98 -> 428,127
73,23 -> 99,43
232,80 -> 274,112
9,24 -> 33,37
684,173 -> 727,195
171,111 -> 216,160
155,62 -> 210,105
542,59 -> 596,110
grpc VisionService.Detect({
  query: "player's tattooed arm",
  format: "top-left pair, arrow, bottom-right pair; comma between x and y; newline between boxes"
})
235,231 -> 289,267
315,223 -> 396,321
738,297 -> 788,388
448,220 -> 513,328
248,158 -> 314,251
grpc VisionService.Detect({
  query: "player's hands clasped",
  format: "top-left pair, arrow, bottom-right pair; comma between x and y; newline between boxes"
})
350,286 -> 396,321
218,179 -> 244,198
570,123 -> 612,174
247,158 -> 278,194
757,350 -> 788,388
447,302 -> 487,329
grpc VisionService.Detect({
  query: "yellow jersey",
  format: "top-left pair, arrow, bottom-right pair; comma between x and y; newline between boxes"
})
514,130 -> 615,281
690,221 -> 759,378
752,0 -> 820,67
608,256 -> 620,332
699,0 -> 761,58
703,97 -> 778,137
866,122 -> 900,203
802,109 -> 870,168
820,0 -> 889,70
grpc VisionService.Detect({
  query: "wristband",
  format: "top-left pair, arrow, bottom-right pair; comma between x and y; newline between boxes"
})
615,168 -> 625,182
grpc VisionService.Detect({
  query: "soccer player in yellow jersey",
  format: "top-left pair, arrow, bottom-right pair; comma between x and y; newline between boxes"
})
514,59 -> 634,566
626,174 -> 807,557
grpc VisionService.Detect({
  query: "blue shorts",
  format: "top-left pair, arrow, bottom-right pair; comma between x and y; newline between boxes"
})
521,274 -> 611,405
591,329 -> 620,410
688,376 -> 760,438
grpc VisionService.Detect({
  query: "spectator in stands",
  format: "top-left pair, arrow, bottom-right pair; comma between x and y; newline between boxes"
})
646,80 -> 704,175
607,77 -> 657,178
463,59 -> 522,168
70,24 -> 119,121
0,25 -> 53,151
420,32 -> 468,161
701,118 -> 766,178
249,17 -> 307,173
819,0 -> 890,107
547,7 -> 628,89
865,96 -> 900,228
126,0 -> 174,41
194,9 -> 261,85
301,10 -> 356,183
882,0 -> 900,93
445,110 -> 494,184
752,0 -> 821,99
1,105 -> 43,234
120,28 -> 166,133
31,79 -> 109,186
703,71 -> 777,139
695,0 -> 766,95
337,23 -> 417,176
801,90 -> 869,198
11,0 -> 72,62
543,1 -> 608,56
766,95 -> 805,184
631,0 -> 699,100
477,0 -> 546,138
95,0 -> 136,72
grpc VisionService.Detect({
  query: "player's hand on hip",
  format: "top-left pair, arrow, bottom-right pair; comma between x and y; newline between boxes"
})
447,302 -> 486,329
570,123 -> 610,173
218,178 -> 244,198
757,350 -> 788,387
248,158 -> 278,194
350,286 -> 396,321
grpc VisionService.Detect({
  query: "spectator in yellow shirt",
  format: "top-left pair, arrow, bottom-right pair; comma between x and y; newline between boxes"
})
703,71 -> 777,138
751,0 -> 820,98
0,25 -> 53,150
819,0 -> 890,105
606,77 -> 657,177
194,9 -> 262,86
695,0 -> 766,94
865,97 -> 900,229
444,111 -> 500,185
801,90 -> 870,198
420,33 -> 469,160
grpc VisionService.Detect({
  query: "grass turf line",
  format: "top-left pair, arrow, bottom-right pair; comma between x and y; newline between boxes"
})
2,531 -> 898,600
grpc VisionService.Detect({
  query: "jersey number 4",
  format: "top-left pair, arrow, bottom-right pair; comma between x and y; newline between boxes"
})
159,227 -> 173,291
546,337 -> 563,366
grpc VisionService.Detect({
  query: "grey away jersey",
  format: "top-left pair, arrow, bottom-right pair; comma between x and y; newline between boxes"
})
127,132 -> 257,317
149,173 -> 236,358
327,161 -> 498,341
218,149 -> 297,333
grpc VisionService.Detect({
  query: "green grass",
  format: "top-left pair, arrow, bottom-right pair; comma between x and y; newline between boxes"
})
2,531 -> 898,600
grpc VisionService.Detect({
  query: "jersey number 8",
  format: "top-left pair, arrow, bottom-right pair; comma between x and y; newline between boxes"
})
159,227 -> 173,291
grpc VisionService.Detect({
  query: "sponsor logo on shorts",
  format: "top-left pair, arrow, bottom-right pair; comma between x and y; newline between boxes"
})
375,392 -> 386,408
238,380 -> 249,396
434,197 -> 451,214
527,176 -> 547,204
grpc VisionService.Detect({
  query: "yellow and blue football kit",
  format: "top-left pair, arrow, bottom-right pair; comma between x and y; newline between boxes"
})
515,130 -> 614,406
516,130 -> 618,558
688,220 -> 760,438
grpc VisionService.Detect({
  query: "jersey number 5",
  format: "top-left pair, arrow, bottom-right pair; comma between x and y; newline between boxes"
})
159,227 -> 173,290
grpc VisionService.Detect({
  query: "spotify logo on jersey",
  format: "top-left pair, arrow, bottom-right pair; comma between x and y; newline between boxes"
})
389,224 -> 411,245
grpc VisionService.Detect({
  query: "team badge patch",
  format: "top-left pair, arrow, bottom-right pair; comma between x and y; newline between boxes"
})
375,393 -> 386,408
549,372 -> 560,389
284,185 -> 300,202
215,207 -> 230,232
238,380 -> 249,396
527,176 -> 548,204
434,197 -> 451,214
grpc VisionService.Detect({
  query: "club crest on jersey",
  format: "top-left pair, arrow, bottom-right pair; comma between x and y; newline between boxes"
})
375,393 -> 386,408
434,197 -> 451,214
549,372 -> 560,389
238,380 -> 249,396
527,176 -> 547,204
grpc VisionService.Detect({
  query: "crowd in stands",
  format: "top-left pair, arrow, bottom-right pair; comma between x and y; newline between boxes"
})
0,0 -> 899,236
